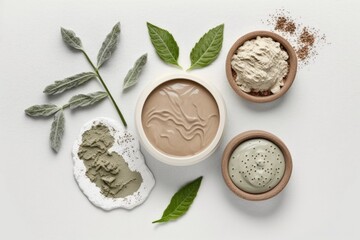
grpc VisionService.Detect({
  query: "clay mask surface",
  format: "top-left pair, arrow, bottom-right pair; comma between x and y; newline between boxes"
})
228,138 -> 285,193
78,124 -> 143,198
142,79 -> 219,157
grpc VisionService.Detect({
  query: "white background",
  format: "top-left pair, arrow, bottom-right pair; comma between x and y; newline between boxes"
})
1,0 -> 359,239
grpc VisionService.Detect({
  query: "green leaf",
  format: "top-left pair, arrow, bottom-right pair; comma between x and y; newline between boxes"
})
50,110 -> 65,152
188,24 -> 224,70
152,176 -> 203,224
146,22 -> 180,67
61,27 -> 83,50
97,22 -> 121,68
123,53 -> 147,90
25,104 -> 60,117
43,72 -> 96,95
68,91 -> 108,110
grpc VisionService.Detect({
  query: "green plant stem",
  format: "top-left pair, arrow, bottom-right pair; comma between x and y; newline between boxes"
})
81,50 -> 127,127
62,103 -> 70,109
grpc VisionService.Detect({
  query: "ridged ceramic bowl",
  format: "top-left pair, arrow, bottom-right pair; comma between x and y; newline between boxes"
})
222,130 -> 292,201
226,31 -> 298,103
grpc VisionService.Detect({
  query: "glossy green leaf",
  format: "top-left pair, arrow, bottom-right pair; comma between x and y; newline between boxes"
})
147,22 -> 180,67
153,176 -> 203,224
189,24 -> 224,70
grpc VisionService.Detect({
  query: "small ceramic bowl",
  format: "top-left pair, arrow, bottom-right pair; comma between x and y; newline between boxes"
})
225,31 -> 298,103
135,73 -> 226,166
221,130 -> 292,201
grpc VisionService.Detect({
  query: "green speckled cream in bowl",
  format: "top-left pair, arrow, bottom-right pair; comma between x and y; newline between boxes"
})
222,130 -> 292,201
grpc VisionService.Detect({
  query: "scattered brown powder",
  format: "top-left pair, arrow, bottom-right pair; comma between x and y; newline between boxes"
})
299,28 -> 315,46
285,22 -> 296,34
275,16 -> 296,34
275,16 -> 287,31
263,9 -> 328,66
296,46 -> 310,61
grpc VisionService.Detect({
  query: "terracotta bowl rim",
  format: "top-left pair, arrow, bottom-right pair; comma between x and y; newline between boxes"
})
221,130 -> 293,201
225,30 -> 298,103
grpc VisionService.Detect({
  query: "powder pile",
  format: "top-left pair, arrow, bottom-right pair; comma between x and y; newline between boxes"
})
263,9 -> 328,66
231,36 -> 289,95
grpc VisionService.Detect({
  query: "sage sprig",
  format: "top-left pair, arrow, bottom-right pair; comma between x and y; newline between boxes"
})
153,176 -> 203,224
26,21 -> 149,153
26,22 -> 147,153
25,91 -> 107,152
59,22 -> 127,127
146,22 -> 180,67
123,53 -> 147,90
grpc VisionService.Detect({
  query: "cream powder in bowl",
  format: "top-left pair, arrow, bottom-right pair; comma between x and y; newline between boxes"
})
231,36 -> 289,94
135,74 -> 226,166
226,31 -> 297,103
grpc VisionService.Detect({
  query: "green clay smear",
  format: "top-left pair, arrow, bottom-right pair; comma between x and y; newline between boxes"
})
78,124 -> 142,198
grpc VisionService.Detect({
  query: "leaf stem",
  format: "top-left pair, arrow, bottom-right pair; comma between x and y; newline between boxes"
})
62,103 -> 70,109
81,50 -> 127,127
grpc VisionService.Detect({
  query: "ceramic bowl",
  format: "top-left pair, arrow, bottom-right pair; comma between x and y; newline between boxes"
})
221,130 -> 292,201
225,31 -> 298,103
135,73 -> 226,166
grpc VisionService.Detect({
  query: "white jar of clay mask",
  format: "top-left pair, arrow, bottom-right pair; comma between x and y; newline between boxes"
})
135,74 -> 226,166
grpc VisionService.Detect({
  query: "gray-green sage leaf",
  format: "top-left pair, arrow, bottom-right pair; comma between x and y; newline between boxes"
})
68,91 -> 108,110
61,27 -> 83,50
152,176 -> 203,224
25,104 -> 60,117
43,72 -> 96,95
97,22 -> 121,68
189,24 -> 224,70
123,53 -> 147,90
26,22 -> 129,154
146,22 -> 180,67
50,110 -> 65,152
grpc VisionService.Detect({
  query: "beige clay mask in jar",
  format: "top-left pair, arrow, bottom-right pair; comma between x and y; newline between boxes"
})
135,74 -> 226,166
